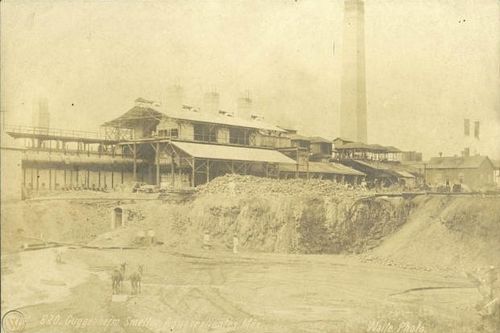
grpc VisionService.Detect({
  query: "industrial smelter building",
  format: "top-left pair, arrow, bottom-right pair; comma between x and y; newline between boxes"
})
101,94 -> 365,188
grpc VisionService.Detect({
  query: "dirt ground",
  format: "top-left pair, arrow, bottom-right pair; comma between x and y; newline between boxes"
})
1,245 -> 486,333
2,182 -> 499,332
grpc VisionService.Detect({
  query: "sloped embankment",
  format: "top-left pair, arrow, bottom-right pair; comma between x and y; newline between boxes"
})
370,195 -> 500,271
147,175 -> 413,254
1,199 -> 117,252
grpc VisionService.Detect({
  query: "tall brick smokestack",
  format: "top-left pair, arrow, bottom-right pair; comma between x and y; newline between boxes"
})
340,0 -> 367,143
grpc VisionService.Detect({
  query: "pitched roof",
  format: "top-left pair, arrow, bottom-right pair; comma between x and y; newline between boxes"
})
333,137 -> 354,143
335,142 -> 401,152
164,110 -> 286,132
309,136 -> 331,144
279,161 -> 365,176
427,155 -> 492,169
289,134 -> 311,142
103,103 -> 286,132
392,170 -> 415,178
102,106 -> 163,128
171,141 -> 296,164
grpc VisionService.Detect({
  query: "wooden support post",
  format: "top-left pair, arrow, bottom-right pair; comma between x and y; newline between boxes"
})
231,161 -> 235,174
192,157 -> 196,187
23,166 -> 26,187
36,167 -> 39,190
171,154 -> 175,187
206,160 -> 210,184
296,148 -> 299,179
306,158 -> 310,180
133,143 -> 137,181
156,142 -> 160,186
49,169 -> 52,190
98,170 -> 101,188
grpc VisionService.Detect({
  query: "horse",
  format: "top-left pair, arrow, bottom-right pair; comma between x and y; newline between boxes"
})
130,265 -> 144,295
111,262 -> 127,294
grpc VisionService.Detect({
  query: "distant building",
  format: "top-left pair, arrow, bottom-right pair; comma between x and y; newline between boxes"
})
401,151 -> 423,162
280,134 -> 364,183
309,137 -> 333,162
332,139 -> 423,188
493,160 -> 500,188
425,155 -> 495,190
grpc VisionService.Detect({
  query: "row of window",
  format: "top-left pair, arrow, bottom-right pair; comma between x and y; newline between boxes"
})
158,124 -> 251,145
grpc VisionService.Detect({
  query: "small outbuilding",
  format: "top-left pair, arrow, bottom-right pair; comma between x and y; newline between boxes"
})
425,155 -> 495,191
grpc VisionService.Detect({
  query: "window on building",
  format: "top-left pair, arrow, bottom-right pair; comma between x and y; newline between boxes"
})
158,129 -> 179,138
229,128 -> 249,145
193,124 -> 216,142
298,141 -> 310,149
320,143 -> 331,155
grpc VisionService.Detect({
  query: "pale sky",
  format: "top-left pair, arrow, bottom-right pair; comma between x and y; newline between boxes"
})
1,0 -> 499,159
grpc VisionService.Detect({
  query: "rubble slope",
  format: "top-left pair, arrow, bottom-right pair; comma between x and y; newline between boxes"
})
370,195 -> 500,271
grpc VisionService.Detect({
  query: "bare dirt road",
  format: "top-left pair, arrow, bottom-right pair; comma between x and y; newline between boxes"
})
1,247 -> 483,333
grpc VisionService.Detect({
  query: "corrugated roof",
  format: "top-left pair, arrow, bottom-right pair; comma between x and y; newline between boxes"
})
171,141 -> 296,164
280,161 -> 365,176
165,111 -> 286,132
427,155 -> 492,169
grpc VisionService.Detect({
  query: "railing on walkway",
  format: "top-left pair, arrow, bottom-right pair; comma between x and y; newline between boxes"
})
5,125 -> 107,140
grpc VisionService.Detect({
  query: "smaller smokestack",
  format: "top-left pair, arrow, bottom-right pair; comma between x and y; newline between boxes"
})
32,97 -> 49,132
203,91 -> 220,115
464,119 -> 470,136
474,121 -> 480,139
163,85 -> 184,113
237,92 -> 252,118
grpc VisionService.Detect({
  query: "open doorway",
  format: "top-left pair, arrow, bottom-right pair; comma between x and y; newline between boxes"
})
112,207 -> 124,229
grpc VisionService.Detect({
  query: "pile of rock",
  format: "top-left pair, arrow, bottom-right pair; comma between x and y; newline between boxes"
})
196,174 -> 372,198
